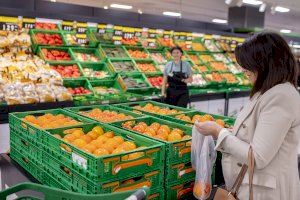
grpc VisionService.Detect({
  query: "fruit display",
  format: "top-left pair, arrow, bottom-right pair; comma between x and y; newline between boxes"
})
121,75 -> 149,89
0,31 -> 31,49
35,22 -> 58,30
193,65 -> 209,72
147,76 -> 163,88
81,68 -> 109,79
122,37 -> 139,46
165,51 -> 188,61
149,52 -> 167,64
136,62 -> 158,73
79,108 -> 135,123
192,42 -> 206,51
203,40 -> 220,52
132,103 -> 183,115
157,38 -> 175,48
219,41 -> 231,52
121,120 -> 191,142
221,73 -> 238,84
199,54 -> 214,63
102,46 -> 128,58
188,54 -> 201,65
67,87 -> 92,96
64,33 -> 79,45
23,113 -> 81,129
209,62 -> 229,72
111,61 -> 136,72
73,52 -> 100,62
205,73 -> 224,83
226,63 -> 242,74
93,86 -> 119,95
51,64 -> 81,78
228,53 -> 237,62
93,32 -> 114,43
34,33 -> 63,46
188,74 -> 207,87
41,48 -> 71,61
175,113 -> 225,127
212,53 -> 230,63
59,125 -> 142,157
237,75 -> 251,86
175,41 -> 189,51
127,49 -> 149,59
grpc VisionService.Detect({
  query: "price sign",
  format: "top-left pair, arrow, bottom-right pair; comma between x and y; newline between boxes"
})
179,32 -> 187,40
97,24 -> 106,34
76,34 -> 87,44
112,36 -> 122,45
23,18 -> 35,29
187,33 -> 193,41
147,38 -> 156,48
173,32 -> 180,40
114,26 -> 123,37
148,29 -> 157,38
76,22 -> 87,34
134,28 -> 142,37
62,21 -> 74,31
0,16 -> 19,31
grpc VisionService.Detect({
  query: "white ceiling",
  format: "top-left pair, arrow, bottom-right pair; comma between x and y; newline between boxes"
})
55,0 -> 300,34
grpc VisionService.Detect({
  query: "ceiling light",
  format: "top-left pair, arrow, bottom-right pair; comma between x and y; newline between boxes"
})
103,6 -> 108,9
212,19 -> 228,24
50,0 -> 56,2
163,11 -> 181,17
242,0 -> 263,6
293,44 -> 300,49
259,3 -> 266,12
280,29 -> 291,33
275,6 -> 290,12
110,4 -> 132,9
138,9 -> 143,14
225,0 -> 233,5
237,0 -> 243,7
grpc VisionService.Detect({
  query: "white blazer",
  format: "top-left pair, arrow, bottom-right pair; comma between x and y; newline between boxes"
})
215,82 -> 300,200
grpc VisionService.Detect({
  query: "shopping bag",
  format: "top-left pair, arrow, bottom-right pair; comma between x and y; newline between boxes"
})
191,125 -> 217,200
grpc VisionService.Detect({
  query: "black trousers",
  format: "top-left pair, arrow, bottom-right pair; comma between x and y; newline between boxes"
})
165,87 -> 189,108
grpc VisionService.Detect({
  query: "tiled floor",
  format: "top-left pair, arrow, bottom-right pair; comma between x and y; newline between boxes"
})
0,123 -> 9,154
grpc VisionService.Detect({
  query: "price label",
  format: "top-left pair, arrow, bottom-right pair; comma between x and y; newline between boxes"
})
98,28 -> 105,34
179,35 -> 186,40
114,30 -> 123,36
123,32 -> 134,39
63,25 -> 73,31
76,38 -> 87,44
163,34 -> 170,39
72,152 -> 87,169
114,40 -> 122,45
0,22 -> 18,31
77,27 -> 87,34
23,23 -> 35,29
174,35 -> 179,40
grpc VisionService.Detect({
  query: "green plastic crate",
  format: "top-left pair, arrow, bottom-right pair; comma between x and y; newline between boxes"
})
65,104 -> 144,124
161,110 -> 235,127
147,49 -> 168,65
107,59 -> 139,74
87,29 -> 114,46
37,46 -> 73,63
70,47 -> 102,63
42,123 -> 165,182
165,180 -> 195,200
125,46 -> 150,60
47,61 -> 84,79
99,44 -> 130,60
63,78 -> 95,96
111,116 -> 192,164
116,101 -> 190,118
9,109 -> 94,143
120,73 -> 153,93
165,161 -> 195,186
133,59 -> 162,75
79,62 -> 116,81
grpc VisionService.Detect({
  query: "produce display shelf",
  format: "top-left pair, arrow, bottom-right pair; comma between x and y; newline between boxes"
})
79,62 -> 116,81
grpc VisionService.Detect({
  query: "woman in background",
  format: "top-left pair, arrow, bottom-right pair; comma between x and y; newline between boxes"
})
162,46 -> 192,108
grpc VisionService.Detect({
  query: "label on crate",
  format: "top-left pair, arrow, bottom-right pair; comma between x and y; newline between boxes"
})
76,22 -> 87,34
147,38 -> 156,48
186,33 -> 193,41
123,27 -> 135,39
112,36 -> 122,45
134,28 -> 142,37
0,16 -> 19,31
98,24 -> 106,34
62,21 -> 74,31
179,170 -> 186,177
72,152 -> 87,170
148,29 -> 157,38
173,32 -> 180,40
76,34 -> 87,44
114,25 -> 123,36
179,32 -> 187,40
23,18 -> 36,29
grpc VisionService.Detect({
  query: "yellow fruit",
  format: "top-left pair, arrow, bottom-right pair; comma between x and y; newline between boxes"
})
105,138 -> 119,149
181,116 -> 192,122
157,127 -> 169,136
154,134 -> 166,141
73,139 -> 87,149
182,135 -> 192,140
132,125 -> 145,133
103,131 -> 115,138
82,144 -> 97,153
72,130 -> 84,138
96,135 -> 109,144
80,135 -> 92,143
157,132 -> 168,140
137,122 -> 148,129
24,115 -> 37,123
93,148 -> 109,156
192,115 -> 202,123
87,131 -> 99,140
112,147 -> 126,154
170,128 -> 183,136
92,126 -> 104,136
53,134 -> 62,139
113,136 -> 124,144
160,125 -> 170,134
150,122 -> 160,132
102,143 -> 115,154
168,132 -> 182,142
63,134 -> 76,143
121,141 -> 137,151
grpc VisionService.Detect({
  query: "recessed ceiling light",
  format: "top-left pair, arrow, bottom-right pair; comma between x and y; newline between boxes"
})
110,4 -> 132,10
280,29 -> 291,33
212,18 -> 228,24
225,0 -> 233,5
275,6 -> 290,12
163,11 -> 181,17
103,6 -> 108,9
242,0 -> 263,6
138,9 -> 143,14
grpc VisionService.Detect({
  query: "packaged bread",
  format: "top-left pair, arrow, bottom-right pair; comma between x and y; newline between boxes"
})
51,85 -> 73,101
36,83 -> 56,102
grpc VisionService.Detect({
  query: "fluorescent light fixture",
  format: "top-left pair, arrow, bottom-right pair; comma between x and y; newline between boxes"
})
50,0 -> 56,2
275,6 -> 290,12
225,0 -> 233,5
242,0 -> 263,6
103,6 -> 108,9
280,29 -> 291,33
212,18 -> 228,24
293,44 -> 300,49
163,11 -> 181,17
138,9 -> 143,14
110,4 -> 132,9
259,3 -> 266,12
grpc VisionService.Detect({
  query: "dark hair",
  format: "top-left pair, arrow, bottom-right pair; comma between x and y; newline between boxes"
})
170,46 -> 183,54
235,32 -> 298,97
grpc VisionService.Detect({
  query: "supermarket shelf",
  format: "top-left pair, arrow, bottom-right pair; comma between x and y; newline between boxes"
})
0,101 -> 74,124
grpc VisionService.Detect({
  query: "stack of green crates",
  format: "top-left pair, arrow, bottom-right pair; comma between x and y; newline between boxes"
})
9,108 -> 165,199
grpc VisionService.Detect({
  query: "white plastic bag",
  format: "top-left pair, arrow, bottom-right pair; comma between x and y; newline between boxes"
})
191,125 -> 217,200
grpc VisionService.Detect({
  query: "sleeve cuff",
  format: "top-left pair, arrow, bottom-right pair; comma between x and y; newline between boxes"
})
215,128 -> 231,152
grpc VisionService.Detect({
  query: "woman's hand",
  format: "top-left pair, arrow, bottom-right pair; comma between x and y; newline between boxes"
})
195,121 -> 223,139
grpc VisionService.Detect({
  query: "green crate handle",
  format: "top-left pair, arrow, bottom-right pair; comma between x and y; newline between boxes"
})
112,157 -> 153,175
0,182 -> 150,200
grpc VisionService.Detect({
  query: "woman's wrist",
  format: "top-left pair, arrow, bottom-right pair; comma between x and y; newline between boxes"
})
213,127 -> 223,139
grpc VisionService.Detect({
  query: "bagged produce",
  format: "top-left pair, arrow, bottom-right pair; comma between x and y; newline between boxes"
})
52,85 -> 73,101
36,84 -> 56,102
191,125 -> 216,200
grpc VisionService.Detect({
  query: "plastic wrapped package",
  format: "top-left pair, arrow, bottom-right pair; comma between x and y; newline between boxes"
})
40,69 -> 63,85
36,83 -> 56,102
0,33 -> 9,48
22,83 -> 39,104
3,83 -> 25,105
51,85 -> 73,101
15,32 -> 31,47
191,125 -> 216,200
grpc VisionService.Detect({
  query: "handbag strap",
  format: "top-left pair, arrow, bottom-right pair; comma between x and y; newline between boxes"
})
229,164 -> 248,196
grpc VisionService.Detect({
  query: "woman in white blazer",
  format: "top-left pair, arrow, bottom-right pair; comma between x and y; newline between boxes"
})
196,32 -> 300,200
